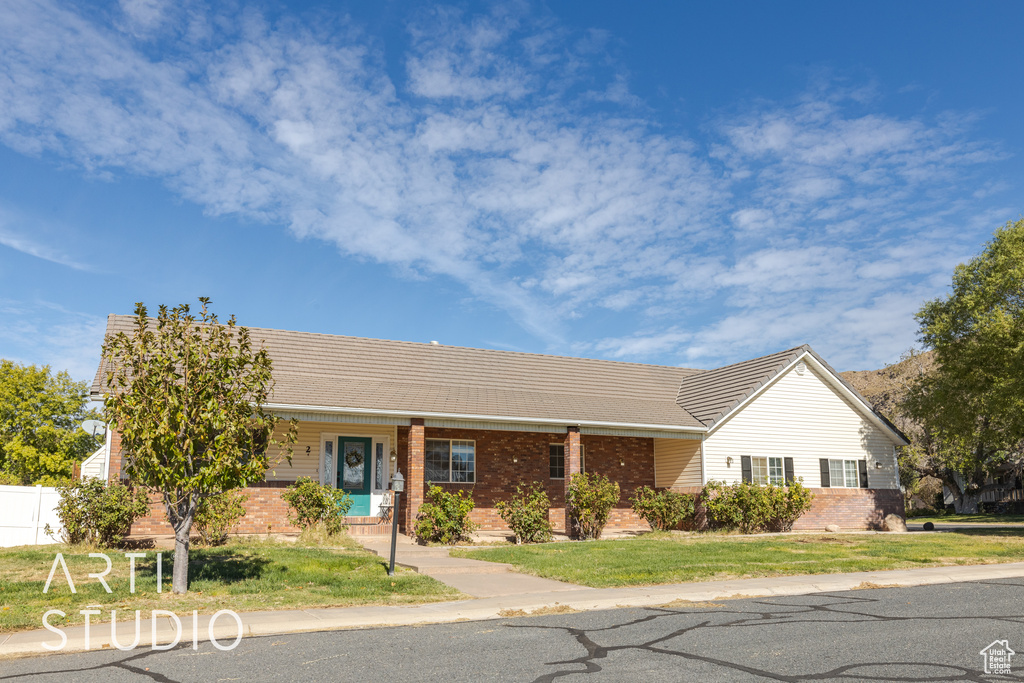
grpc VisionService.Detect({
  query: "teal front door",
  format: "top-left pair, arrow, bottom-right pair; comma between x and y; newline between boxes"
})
338,437 -> 372,516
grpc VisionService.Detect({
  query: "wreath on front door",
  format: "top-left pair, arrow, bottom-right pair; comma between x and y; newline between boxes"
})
345,448 -> 364,468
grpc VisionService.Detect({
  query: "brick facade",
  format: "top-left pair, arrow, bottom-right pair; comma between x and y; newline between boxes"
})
791,487 -> 906,530
129,484 -> 300,535
668,485 -> 906,531
400,427 -> 655,532
111,425 -> 904,536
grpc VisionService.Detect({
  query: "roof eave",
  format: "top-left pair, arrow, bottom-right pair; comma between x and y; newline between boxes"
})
263,402 -> 708,434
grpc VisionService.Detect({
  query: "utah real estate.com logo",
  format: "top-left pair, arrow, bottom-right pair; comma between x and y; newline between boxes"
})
980,640 -> 1015,675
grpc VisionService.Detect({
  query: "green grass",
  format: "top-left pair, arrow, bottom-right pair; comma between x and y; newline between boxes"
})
909,512 -> 1024,524
452,529 -> 1024,588
0,537 -> 461,633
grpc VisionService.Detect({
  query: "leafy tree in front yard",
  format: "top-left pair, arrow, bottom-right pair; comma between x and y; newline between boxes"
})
102,299 -> 297,593
0,360 -> 101,485
903,219 -> 1024,512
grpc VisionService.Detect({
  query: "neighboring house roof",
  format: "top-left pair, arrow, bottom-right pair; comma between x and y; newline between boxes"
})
90,315 -> 906,442
91,315 -> 706,431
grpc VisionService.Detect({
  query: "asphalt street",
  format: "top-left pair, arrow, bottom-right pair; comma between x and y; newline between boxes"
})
3,578 -> 1023,682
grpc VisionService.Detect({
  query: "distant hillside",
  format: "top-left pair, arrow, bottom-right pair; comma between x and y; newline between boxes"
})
840,350 -> 935,429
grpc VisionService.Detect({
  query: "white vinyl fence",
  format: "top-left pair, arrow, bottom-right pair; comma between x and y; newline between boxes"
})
0,484 -> 62,547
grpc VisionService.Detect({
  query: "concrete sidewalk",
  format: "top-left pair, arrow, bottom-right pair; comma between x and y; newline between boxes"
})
356,534 -> 587,597
4,560 -> 1024,660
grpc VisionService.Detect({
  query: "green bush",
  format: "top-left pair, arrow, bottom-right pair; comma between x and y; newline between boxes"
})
630,486 -> 696,531
49,478 -> 149,546
496,481 -> 553,544
281,477 -> 353,535
700,480 -> 814,533
567,472 -> 620,540
414,485 -> 477,545
193,490 -> 248,546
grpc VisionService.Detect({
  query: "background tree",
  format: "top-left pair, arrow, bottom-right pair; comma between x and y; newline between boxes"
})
0,360 -> 101,485
102,299 -> 296,593
903,219 -> 1024,512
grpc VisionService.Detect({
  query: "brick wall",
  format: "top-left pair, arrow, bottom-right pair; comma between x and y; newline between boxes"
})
129,483 -> 300,536
410,428 -> 656,532
791,488 -> 905,530
668,485 -> 905,531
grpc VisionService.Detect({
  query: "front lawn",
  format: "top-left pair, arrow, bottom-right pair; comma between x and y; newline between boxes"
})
909,512 -> 1024,525
0,538 -> 461,633
452,529 -> 1024,588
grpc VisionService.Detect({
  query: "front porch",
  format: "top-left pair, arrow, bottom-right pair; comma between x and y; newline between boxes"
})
272,418 -> 678,536
122,418 -> 697,538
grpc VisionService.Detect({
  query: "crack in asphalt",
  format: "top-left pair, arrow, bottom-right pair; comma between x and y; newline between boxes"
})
1,645 -> 187,683
8,579 -> 1024,681
509,590 -> 1024,682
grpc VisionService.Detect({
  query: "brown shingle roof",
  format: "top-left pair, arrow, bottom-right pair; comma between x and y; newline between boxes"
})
92,315 -> 706,430
91,316 -> 904,440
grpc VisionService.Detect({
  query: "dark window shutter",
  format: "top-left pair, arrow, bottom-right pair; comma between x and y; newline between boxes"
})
784,457 -> 795,484
741,456 -> 752,483
819,459 -> 831,487
859,460 -> 869,488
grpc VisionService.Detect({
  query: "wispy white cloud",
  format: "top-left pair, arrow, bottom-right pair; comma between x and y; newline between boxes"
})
0,205 -> 92,271
0,298 -> 107,382
0,1 -> 1009,370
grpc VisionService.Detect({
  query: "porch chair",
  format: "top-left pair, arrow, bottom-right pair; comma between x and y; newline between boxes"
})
377,490 -> 394,525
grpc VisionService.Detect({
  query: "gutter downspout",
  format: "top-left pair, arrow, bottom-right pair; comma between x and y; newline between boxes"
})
102,427 -> 112,483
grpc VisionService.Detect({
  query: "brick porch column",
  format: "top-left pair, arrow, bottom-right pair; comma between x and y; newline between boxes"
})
564,427 -> 581,537
406,418 -> 425,533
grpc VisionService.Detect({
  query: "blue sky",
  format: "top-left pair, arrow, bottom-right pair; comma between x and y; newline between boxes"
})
1,0 -> 1022,383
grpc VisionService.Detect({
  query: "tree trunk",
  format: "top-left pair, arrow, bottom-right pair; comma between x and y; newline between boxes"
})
165,491 -> 198,594
172,522 -> 192,594
955,492 -> 982,514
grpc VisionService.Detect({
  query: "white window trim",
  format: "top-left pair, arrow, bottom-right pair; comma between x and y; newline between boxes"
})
828,458 -> 861,488
751,455 -> 784,486
549,443 -> 586,480
425,438 -> 477,483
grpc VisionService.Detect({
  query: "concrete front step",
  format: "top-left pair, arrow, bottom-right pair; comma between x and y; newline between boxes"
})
344,528 -> 391,536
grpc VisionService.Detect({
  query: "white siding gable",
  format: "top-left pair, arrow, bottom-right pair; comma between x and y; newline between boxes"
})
702,363 -> 899,489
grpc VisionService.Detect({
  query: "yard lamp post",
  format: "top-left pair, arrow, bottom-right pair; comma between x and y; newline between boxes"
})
388,470 -> 405,577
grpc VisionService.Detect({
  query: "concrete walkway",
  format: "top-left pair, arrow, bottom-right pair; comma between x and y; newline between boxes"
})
356,534 -> 587,597
4,559 -> 1024,660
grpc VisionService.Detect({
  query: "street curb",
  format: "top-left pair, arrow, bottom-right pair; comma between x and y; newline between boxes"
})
4,561 -> 1024,660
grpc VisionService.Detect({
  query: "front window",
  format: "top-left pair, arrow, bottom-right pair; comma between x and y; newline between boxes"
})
829,459 -> 860,488
752,456 -> 784,486
550,444 -> 564,479
425,439 -> 475,483
549,443 -> 586,479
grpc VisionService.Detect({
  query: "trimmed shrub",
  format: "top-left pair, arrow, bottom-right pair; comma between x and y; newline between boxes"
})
193,490 -> 248,546
414,485 -> 477,545
630,486 -> 696,531
496,481 -> 553,544
701,480 -> 814,533
49,479 -> 149,547
567,472 -> 620,540
281,477 -> 353,535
